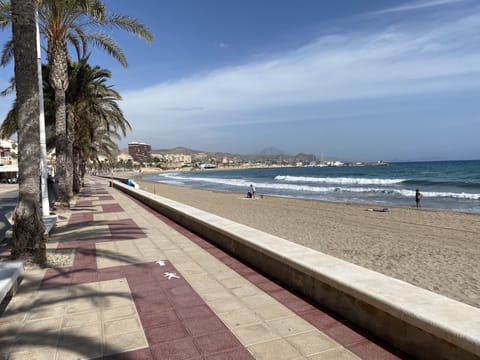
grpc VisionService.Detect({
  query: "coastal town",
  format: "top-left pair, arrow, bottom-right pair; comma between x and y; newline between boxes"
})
1,138 -> 389,183
120,141 -> 389,172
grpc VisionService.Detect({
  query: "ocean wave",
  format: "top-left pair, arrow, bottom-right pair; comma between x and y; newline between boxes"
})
274,175 -> 405,185
154,174 -> 480,200
403,179 -> 480,189
159,180 -> 185,186
158,173 -> 251,187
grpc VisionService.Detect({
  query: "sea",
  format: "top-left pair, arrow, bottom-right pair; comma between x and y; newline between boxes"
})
142,160 -> 480,213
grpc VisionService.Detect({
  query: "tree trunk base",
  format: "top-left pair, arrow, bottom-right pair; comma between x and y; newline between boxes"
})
11,199 -> 47,266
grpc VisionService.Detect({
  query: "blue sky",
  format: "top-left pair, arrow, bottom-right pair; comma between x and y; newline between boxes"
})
1,0 -> 480,161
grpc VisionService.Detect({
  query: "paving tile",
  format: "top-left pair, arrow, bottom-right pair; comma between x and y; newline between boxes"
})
62,310 -> 100,328
230,284 -> 261,298
103,304 -> 138,321
102,348 -> 153,360
140,309 -> 179,329
8,347 -> 57,360
285,330 -> 340,356
150,337 -> 201,359
247,338 -> 302,360
25,304 -> 65,322
98,277 -> 130,292
217,308 -> 261,329
101,203 -> 124,213
301,309 -> 340,330
182,315 -> 227,337
206,349 -> 254,360
324,323 -> 368,347
174,294 -> 205,309
270,289 -> 316,313
348,341 -> 403,360
253,302 -> 294,322
231,323 -> 280,346
206,297 -> 244,314
145,322 -> 189,345
104,316 -> 143,336
266,315 -> 316,337
194,331 -> 244,355
241,293 -> 277,309
59,322 -> 101,345
136,297 -> 173,315
103,330 -> 148,356
166,284 -> 196,297
307,348 -> 362,360
65,298 -> 99,314
56,224 -> 111,242
175,304 -> 215,321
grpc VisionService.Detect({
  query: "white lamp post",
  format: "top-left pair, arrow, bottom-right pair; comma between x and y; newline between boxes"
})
36,6 -> 56,233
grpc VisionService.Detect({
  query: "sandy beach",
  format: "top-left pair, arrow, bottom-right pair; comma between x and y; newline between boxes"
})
135,179 -> 480,308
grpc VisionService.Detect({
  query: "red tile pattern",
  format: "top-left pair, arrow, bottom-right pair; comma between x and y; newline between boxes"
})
2,180 -> 406,359
39,181 -> 253,359
101,203 -> 124,213
133,195 -> 407,360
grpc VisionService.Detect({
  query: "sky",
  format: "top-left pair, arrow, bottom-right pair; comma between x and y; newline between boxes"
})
1,0 -> 480,161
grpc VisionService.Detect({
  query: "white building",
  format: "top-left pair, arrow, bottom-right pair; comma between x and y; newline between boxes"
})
0,138 -> 18,182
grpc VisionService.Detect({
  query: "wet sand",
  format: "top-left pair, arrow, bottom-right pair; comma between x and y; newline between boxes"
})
137,179 -> 480,308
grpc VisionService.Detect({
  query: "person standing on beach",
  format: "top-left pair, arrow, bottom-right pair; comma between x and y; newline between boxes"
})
415,189 -> 423,208
250,184 -> 256,199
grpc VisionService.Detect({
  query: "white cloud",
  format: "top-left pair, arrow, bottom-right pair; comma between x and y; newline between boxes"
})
121,7 -> 480,135
372,0 -> 468,15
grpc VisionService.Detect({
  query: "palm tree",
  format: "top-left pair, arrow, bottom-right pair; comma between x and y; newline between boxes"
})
1,0 -> 153,207
1,58 -> 131,193
65,58 -> 130,192
10,0 -> 46,262
43,0 -> 151,207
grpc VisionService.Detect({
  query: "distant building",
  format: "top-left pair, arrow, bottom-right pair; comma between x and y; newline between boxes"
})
0,138 -> 18,182
128,142 -> 151,163
164,153 -> 191,165
117,152 -> 133,162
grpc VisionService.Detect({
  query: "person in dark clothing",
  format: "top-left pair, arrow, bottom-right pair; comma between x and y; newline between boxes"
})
415,189 -> 423,208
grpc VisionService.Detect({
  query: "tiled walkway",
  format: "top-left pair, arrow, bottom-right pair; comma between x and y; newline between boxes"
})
0,177 -> 406,359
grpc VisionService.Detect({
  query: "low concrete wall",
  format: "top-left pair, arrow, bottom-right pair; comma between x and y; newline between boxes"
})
112,180 -> 480,360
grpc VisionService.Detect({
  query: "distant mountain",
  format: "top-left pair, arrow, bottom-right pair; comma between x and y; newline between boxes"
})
259,146 -> 285,156
145,145 -> 317,164
152,146 -> 202,155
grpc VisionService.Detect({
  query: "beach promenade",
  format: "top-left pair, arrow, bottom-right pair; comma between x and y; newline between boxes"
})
0,177 -> 403,359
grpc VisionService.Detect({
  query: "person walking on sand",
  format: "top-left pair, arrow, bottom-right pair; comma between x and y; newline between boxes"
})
415,189 -> 423,208
250,184 -> 256,199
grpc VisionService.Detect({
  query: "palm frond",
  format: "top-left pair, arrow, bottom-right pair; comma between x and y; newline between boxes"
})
0,100 -> 17,139
1,38 -> 13,67
0,76 -> 14,96
0,0 -> 11,31
87,32 -> 127,67
93,14 -> 153,42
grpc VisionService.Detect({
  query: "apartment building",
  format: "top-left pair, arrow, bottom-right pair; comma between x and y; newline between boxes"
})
0,138 -> 18,183
128,142 -> 152,163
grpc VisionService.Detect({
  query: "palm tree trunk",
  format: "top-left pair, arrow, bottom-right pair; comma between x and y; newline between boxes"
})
67,131 -> 74,195
72,144 -> 81,193
49,41 -> 71,207
54,87 -> 70,206
11,0 -> 46,263
80,160 -> 86,187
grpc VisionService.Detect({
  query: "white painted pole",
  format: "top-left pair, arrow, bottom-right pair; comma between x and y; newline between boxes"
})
36,7 -> 49,217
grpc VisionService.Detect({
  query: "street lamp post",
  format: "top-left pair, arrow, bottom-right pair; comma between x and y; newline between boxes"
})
35,7 -> 51,220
